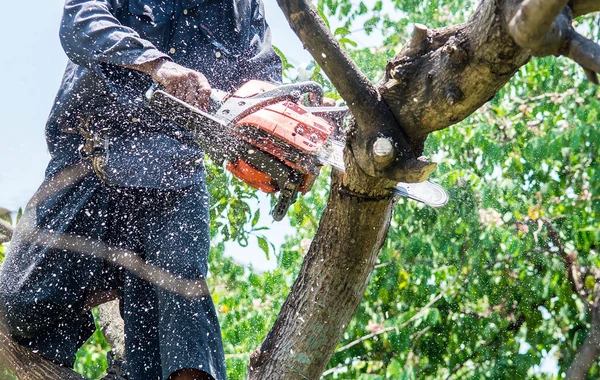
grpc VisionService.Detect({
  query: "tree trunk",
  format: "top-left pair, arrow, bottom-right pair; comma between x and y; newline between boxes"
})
248,169 -> 396,379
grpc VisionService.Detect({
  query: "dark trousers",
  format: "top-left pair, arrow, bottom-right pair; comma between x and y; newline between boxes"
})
0,163 -> 226,380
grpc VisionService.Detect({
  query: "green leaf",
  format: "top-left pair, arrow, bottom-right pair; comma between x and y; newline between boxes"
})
334,26 -> 350,36
252,208 -> 260,227
358,1 -> 368,15
258,236 -> 270,260
317,7 -> 331,29
339,37 -> 358,48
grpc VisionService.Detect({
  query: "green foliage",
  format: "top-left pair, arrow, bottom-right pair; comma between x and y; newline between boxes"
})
74,308 -> 112,379
208,243 -> 293,380
205,159 -> 272,250
0,367 -> 17,380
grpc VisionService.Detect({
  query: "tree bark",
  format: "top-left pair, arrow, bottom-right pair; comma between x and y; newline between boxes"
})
0,324 -> 127,380
248,169 -> 396,379
379,0 -> 530,142
0,327 -> 86,380
98,300 -> 126,359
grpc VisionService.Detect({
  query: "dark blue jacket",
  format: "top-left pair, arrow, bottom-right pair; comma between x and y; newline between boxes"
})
47,0 -> 282,189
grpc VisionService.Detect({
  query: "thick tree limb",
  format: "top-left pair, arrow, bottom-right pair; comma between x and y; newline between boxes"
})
0,326 -> 127,380
380,0 -> 531,139
275,0 -> 436,183
0,324 -> 86,380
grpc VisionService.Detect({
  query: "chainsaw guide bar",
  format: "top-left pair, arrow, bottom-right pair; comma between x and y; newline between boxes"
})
146,81 -> 449,220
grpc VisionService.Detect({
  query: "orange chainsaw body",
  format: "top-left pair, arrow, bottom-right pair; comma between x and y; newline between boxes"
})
225,80 -> 335,194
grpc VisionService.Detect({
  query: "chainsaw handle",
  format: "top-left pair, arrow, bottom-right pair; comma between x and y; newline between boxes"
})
146,83 -> 226,112
252,81 -> 324,106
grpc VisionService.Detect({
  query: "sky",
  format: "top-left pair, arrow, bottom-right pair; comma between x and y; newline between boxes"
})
0,0 -> 380,271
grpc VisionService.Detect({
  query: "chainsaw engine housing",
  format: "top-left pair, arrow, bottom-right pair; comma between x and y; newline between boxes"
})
226,80 -> 335,196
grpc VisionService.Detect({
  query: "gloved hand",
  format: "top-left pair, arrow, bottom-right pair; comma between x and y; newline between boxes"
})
129,58 -> 211,108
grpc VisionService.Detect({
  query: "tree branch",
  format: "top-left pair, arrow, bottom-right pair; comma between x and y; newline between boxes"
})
380,0 -> 531,140
0,325 -> 86,380
565,305 -> 600,379
507,1 -> 600,84
542,219 -> 591,309
566,32 -> 600,83
508,0 -> 569,50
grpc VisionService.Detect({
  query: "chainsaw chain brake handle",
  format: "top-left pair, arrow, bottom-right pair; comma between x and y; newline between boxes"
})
212,81 -> 324,126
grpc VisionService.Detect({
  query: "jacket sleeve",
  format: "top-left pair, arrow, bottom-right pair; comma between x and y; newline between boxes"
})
60,0 -> 170,69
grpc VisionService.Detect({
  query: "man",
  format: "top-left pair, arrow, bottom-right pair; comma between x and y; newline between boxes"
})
0,0 -> 281,379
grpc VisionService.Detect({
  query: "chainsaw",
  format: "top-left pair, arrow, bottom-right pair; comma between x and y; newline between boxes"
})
145,80 -> 448,221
